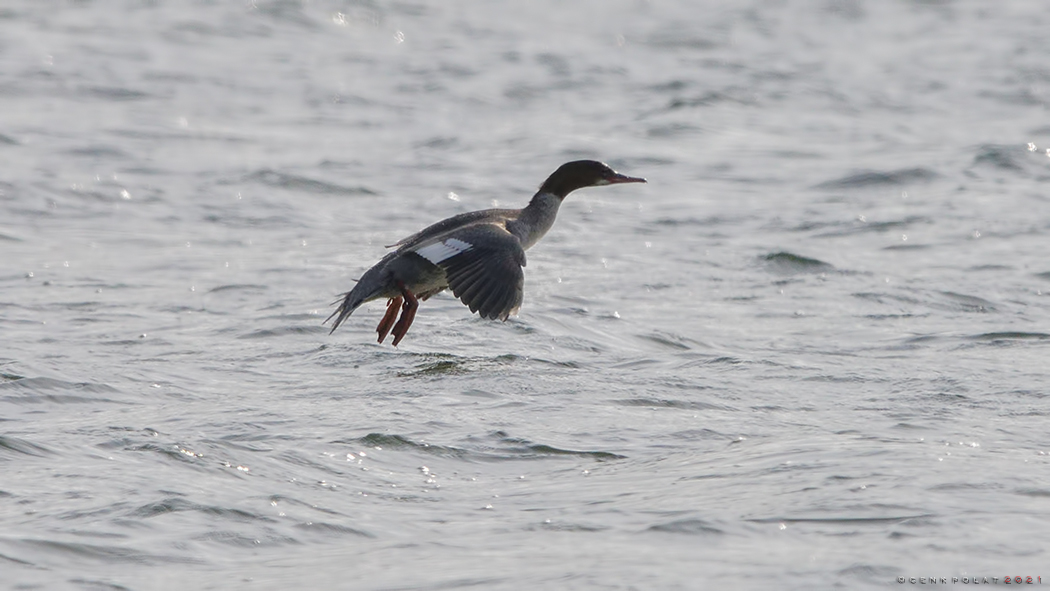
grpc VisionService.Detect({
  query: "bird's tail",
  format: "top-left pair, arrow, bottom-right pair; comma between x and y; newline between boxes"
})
325,277 -> 384,334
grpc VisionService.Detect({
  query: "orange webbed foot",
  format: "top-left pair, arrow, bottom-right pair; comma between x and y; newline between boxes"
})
390,282 -> 419,347
376,296 -> 403,343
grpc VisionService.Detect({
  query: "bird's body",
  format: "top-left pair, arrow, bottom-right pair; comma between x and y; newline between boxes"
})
326,160 -> 646,345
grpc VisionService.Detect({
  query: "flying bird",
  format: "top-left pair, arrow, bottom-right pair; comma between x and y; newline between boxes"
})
326,160 -> 646,345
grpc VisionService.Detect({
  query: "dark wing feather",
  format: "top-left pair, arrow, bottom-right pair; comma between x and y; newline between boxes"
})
387,208 -> 518,250
432,225 -> 526,321
478,282 -> 511,320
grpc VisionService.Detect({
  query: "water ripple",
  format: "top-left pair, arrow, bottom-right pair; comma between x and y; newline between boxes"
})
242,169 -> 377,196
351,432 -> 626,462
813,168 -> 938,189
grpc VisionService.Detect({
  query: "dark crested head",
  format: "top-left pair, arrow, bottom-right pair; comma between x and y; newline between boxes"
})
538,160 -> 646,199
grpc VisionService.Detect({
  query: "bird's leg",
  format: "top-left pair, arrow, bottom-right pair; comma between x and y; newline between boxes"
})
376,295 -> 403,344
390,282 -> 419,347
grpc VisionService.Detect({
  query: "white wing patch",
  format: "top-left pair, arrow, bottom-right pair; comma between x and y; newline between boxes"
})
415,238 -> 474,264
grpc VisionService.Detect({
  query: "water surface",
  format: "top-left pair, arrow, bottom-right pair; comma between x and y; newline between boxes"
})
2,1 -> 1050,589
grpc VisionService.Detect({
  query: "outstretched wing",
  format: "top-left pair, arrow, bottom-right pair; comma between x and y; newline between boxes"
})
387,208 -> 517,250
412,224 -> 526,321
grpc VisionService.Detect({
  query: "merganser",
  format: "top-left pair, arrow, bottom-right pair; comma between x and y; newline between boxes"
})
326,160 -> 646,345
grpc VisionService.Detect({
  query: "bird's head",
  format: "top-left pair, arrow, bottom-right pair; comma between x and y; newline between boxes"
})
538,160 -> 646,199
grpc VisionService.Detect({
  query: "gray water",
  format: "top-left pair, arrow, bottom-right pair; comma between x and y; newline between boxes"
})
2,1 -> 1050,589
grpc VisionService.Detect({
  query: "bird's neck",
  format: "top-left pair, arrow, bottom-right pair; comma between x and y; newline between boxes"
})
510,192 -> 562,250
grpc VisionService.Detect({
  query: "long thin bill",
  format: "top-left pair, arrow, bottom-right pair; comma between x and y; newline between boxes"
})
609,173 -> 647,184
